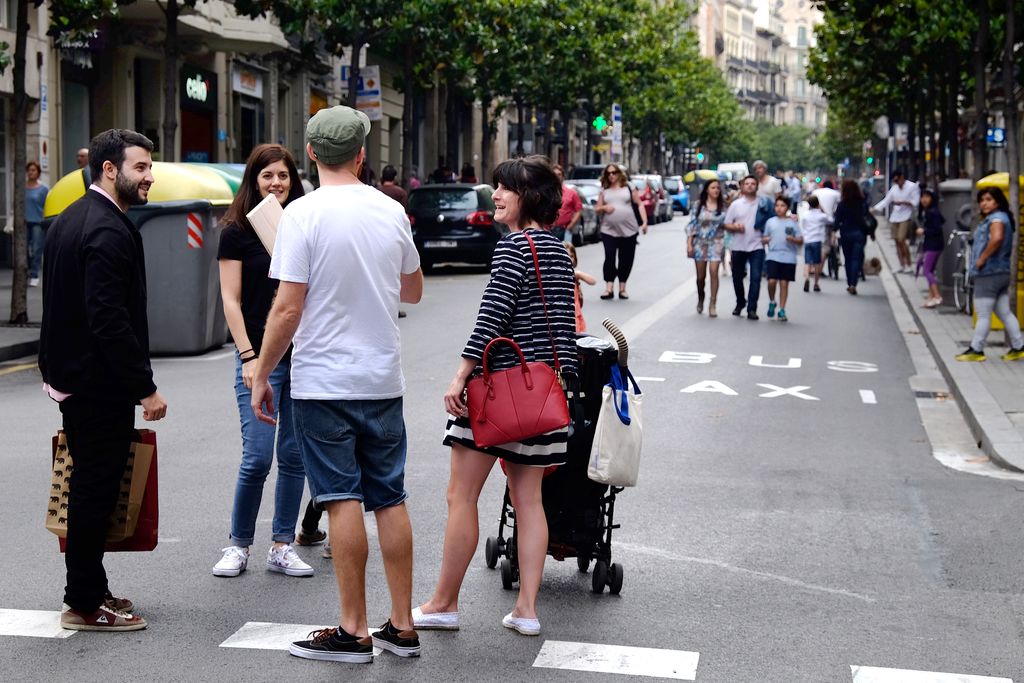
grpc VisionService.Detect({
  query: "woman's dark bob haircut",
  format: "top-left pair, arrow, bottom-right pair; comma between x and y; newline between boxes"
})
492,155 -> 562,227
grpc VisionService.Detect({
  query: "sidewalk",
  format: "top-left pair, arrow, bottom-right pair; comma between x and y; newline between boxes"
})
877,221 -> 1024,471
0,267 -> 42,362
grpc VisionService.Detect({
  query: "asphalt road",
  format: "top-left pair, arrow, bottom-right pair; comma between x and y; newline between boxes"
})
1,214 -> 1022,682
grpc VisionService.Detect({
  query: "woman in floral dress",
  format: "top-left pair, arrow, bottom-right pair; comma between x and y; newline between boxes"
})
686,178 -> 727,317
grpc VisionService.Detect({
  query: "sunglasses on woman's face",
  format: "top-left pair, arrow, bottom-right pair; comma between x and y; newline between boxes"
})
606,170 -> 619,175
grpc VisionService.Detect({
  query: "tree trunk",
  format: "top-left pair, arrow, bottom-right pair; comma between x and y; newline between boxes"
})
400,51 -> 415,186
162,0 -> 180,162
347,40 -> 363,108
515,98 -> 525,156
946,56 -> 962,179
1004,0 -> 1020,315
480,93 -> 491,181
8,0 -> 29,323
445,78 -> 460,168
972,0 -> 990,180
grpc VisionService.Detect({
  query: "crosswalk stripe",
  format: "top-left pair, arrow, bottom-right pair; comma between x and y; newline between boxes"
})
859,389 -> 877,404
0,609 -> 76,639
851,665 -> 1013,682
533,640 -> 699,680
219,621 -> 328,650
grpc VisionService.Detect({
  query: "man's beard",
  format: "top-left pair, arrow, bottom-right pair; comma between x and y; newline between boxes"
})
115,172 -> 148,207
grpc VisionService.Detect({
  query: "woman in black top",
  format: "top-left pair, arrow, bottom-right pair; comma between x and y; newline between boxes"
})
416,156 -> 577,637
916,189 -> 945,307
213,145 -> 322,578
834,180 -> 870,294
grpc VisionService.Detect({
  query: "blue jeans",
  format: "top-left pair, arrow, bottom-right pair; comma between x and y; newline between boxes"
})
230,354 -> 306,547
731,249 -> 765,313
28,222 -> 44,278
840,235 -> 865,288
293,397 -> 408,512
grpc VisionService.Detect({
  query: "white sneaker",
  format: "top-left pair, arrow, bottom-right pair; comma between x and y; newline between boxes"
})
28,278 -> 39,287
212,546 -> 249,577
267,544 -> 314,577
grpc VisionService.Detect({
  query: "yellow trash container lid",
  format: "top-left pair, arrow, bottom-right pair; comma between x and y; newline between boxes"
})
44,162 -> 235,220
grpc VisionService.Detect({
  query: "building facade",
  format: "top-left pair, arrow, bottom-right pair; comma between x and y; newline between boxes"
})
694,0 -> 827,131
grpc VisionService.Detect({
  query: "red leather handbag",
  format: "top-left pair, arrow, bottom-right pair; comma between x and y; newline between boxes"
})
466,233 -> 570,448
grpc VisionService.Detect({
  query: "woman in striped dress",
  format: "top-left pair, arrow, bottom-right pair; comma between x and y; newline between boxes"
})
414,156 -> 577,637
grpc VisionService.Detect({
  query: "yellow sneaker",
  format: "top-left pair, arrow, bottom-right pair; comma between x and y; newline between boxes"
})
1001,347 -> 1024,361
955,347 -> 986,362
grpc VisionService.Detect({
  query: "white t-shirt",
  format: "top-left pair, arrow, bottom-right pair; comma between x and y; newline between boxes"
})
723,195 -> 762,252
802,209 -> 830,243
270,184 -> 421,400
812,187 -> 840,218
757,176 -> 782,200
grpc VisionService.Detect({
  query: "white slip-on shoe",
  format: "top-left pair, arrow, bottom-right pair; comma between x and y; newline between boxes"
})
502,612 -> 540,636
267,544 -> 314,577
412,606 -> 460,631
212,546 -> 249,577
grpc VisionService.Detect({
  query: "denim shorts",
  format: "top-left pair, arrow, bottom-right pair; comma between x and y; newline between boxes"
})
292,397 -> 408,512
804,242 -> 822,265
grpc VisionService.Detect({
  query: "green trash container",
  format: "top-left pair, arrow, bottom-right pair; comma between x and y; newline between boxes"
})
44,163 -> 236,354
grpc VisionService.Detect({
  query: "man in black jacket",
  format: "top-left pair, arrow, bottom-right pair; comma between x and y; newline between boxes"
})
39,129 -> 167,632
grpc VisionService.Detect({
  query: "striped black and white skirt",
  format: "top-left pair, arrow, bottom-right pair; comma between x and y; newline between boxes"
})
442,413 -> 568,467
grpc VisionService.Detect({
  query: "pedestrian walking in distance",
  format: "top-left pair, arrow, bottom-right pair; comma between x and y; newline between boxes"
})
872,169 -> 919,273
595,164 -> 647,300
763,196 -> 804,322
25,160 -> 49,287
801,195 -> 829,292
415,155 -> 578,638
955,187 -> 1024,362
753,159 -> 781,200
39,129 -> 167,632
916,189 -> 945,308
214,144 -> 324,580
252,105 -> 424,664
834,180 -> 871,295
723,175 -> 765,319
686,178 -> 727,317
551,164 -> 583,243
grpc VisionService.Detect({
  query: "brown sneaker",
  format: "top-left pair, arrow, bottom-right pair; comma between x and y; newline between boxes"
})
104,591 -> 134,613
61,604 -> 147,631
296,529 -> 327,546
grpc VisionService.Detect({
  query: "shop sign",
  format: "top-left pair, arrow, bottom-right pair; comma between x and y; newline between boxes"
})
339,65 -> 382,121
181,66 -> 217,112
232,66 -> 263,99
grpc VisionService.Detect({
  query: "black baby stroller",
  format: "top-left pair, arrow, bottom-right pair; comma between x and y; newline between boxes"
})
484,319 -> 630,595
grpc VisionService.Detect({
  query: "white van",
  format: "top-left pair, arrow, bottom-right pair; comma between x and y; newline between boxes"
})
716,162 -> 750,181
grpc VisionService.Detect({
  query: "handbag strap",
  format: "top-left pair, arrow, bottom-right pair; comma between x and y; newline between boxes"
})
522,232 -> 562,374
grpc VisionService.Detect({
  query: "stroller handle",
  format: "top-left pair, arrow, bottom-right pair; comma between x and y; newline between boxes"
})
601,318 -> 629,369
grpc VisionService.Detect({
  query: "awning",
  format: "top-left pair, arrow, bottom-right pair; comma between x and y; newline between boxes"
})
118,1 -> 289,54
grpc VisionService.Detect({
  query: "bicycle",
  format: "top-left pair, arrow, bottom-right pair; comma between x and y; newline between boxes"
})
948,228 -> 973,315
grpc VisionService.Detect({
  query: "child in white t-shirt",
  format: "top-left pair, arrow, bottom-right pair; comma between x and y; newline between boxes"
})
801,195 -> 831,292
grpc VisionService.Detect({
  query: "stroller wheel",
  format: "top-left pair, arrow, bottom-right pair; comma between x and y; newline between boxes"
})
591,560 -> 608,594
500,559 -> 515,590
485,537 -> 501,569
576,554 -> 590,574
608,563 -> 624,595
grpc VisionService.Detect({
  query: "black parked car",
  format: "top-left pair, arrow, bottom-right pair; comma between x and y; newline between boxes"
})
408,184 -> 507,272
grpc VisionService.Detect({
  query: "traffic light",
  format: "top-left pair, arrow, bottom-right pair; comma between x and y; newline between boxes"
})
592,115 -> 608,132
696,151 -> 705,162
815,176 -> 822,184
866,156 -> 874,165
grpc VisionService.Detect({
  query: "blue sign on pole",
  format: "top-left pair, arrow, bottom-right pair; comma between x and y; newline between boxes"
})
986,127 -> 1006,147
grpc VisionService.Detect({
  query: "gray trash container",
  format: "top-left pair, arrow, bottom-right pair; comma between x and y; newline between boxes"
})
937,179 -> 974,298
128,200 -> 229,354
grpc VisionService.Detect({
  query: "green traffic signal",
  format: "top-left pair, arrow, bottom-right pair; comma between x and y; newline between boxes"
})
866,156 -> 874,165
696,152 -> 705,162
592,115 -> 608,132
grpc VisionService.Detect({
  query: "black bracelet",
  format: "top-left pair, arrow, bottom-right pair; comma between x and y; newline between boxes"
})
240,355 -> 259,364
237,348 -> 253,356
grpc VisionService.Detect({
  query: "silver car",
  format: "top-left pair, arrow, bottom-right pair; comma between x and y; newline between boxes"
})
567,183 -> 601,243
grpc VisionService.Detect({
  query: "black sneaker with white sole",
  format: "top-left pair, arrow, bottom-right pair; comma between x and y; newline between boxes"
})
370,620 -> 421,657
289,627 -> 374,663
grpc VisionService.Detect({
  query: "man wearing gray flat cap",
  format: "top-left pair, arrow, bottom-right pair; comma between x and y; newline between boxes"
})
252,105 -> 425,665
